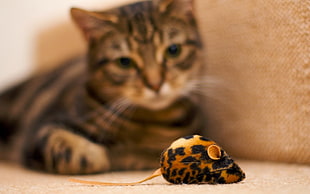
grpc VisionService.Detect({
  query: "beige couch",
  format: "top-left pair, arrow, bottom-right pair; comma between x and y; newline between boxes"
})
0,0 -> 309,193
0,160 -> 309,194
197,0 -> 309,164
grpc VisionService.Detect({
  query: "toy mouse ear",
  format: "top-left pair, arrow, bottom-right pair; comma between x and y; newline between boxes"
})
70,8 -> 118,40
207,145 -> 222,160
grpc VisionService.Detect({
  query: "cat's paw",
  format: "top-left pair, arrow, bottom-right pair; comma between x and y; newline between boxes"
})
44,129 -> 110,174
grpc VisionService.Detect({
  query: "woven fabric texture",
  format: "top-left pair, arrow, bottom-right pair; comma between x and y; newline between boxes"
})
196,0 -> 309,164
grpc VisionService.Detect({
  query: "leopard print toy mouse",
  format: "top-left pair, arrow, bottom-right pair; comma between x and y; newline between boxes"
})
160,135 -> 245,184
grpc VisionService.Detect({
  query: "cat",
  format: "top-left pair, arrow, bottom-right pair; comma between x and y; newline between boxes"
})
0,0 -> 205,174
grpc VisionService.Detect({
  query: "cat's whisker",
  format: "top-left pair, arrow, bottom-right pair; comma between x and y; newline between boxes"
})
182,76 -> 231,104
115,102 -> 136,130
74,98 -> 130,130
99,98 -> 132,130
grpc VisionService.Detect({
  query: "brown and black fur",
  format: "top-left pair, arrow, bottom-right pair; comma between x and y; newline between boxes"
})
0,0 -> 205,174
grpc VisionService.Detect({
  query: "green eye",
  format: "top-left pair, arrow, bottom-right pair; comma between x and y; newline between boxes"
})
166,44 -> 182,58
116,57 -> 134,69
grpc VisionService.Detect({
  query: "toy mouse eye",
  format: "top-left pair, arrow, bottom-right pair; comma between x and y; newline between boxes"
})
116,57 -> 135,69
165,44 -> 182,58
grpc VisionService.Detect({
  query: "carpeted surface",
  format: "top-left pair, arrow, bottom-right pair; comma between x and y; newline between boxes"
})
0,160 -> 309,194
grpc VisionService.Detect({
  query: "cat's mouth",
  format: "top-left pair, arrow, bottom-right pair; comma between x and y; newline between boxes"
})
137,91 -> 180,110
126,83 -> 182,110
139,96 -> 178,110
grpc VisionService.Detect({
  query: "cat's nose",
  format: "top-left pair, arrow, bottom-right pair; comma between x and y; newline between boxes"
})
150,83 -> 162,93
142,68 -> 164,93
145,80 -> 162,94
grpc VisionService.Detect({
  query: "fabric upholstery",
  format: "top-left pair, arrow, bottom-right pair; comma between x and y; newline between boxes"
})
196,0 -> 309,164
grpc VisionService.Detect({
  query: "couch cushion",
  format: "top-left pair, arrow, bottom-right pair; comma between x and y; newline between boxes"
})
196,0 -> 309,164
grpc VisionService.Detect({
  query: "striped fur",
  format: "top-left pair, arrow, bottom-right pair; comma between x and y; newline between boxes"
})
0,0 -> 205,174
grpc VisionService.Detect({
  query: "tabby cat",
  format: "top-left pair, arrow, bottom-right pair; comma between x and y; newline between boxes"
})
0,0 -> 205,174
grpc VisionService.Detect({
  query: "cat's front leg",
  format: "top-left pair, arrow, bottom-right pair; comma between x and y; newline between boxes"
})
23,124 -> 110,174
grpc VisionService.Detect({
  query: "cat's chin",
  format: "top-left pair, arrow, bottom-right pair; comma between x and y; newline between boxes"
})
133,96 -> 179,111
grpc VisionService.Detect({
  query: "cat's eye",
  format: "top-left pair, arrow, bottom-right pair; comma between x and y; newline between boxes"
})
116,57 -> 135,69
165,44 -> 182,58
97,58 -> 109,66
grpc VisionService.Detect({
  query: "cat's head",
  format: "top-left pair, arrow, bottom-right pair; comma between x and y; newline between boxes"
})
71,0 -> 203,110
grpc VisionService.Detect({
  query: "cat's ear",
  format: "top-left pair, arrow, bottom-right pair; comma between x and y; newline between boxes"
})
71,8 -> 118,40
153,0 -> 194,17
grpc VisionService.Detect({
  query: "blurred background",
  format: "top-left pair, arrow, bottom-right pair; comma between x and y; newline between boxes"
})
0,0 -> 135,90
